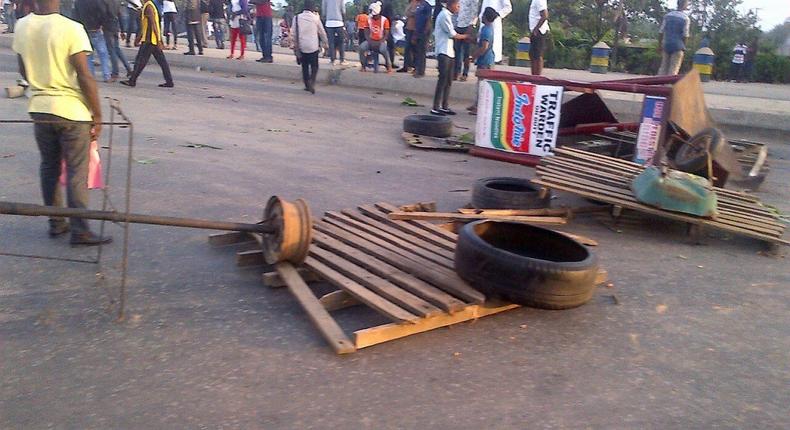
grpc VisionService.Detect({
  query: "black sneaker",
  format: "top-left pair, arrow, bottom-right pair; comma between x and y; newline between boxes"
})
158,82 -> 174,88
430,109 -> 445,116
49,223 -> 70,238
119,80 -> 136,87
440,108 -> 457,115
184,51 -> 195,55
70,232 -> 113,247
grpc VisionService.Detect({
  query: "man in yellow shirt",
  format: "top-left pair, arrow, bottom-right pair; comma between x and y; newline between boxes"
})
121,0 -> 174,88
13,0 -> 112,246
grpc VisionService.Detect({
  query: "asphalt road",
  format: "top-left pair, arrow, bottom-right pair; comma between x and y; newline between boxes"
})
1,50 -> 789,429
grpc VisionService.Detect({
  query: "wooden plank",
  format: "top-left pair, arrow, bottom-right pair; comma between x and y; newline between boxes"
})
533,178 -> 790,245
555,231 -> 599,246
276,262 -> 356,354
375,202 -> 460,242
357,204 -> 457,251
262,268 -> 320,288
208,231 -> 256,247
387,211 -> 568,226
399,202 -> 437,212
312,231 -> 467,313
315,222 -> 486,304
458,208 -> 572,217
538,170 -> 785,235
354,301 -> 521,349
339,209 -> 457,261
319,290 -> 360,312
322,217 -> 461,279
325,211 -> 456,269
236,249 -> 266,267
309,247 -> 442,318
303,257 -> 420,324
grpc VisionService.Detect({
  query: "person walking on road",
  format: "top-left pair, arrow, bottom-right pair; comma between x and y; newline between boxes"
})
430,0 -> 468,115
731,41 -> 747,82
74,0 -> 112,82
124,0 -> 142,47
528,0 -> 548,75
292,0 -> 327,94
3,0 -> 16,33
184,0 -> 204,55
255,0 -> 274,63
199,0 -> 209,47
104,0 -> 132,81
120,0 -> 174,87
13,0 -> 112,246
657,0 -> 690,76
208,0 -> 226,49
321,0 -> 345,65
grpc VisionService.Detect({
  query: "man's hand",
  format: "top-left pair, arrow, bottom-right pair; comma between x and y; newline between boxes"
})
91,117 -> 102,140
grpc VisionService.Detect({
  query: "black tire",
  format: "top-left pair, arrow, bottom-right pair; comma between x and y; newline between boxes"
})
403,114 -> 453,138
455,221 -> 599,309
674,128 -> 724,174
471,177 -> 551,209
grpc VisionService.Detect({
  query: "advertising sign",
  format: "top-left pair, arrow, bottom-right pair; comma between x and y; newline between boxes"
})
475,80 -> 564,157
634,96 -> 667,165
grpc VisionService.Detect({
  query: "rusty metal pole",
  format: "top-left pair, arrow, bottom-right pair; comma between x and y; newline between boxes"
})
0,201 -> 276,234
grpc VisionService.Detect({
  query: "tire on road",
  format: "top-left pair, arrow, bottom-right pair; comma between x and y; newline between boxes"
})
403,114 -> 453,138
674,127 -> 724,174
471,177 -> 551,209
455,220 -> 599,309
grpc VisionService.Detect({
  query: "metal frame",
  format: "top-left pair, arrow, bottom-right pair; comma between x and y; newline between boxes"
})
0,99 -> 135,320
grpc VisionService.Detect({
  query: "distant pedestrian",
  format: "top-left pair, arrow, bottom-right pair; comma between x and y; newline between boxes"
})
479,0 -> 511,63
254,0 -> 274,63
227,0 -> 249,59
411,0 -> 431,77
322,0 -> 346,65
161,0 -> 177,49
103,0 -> 132,81
454,0 -> 479,81
199,0 -> 209,47
528,0 -> 548,75
13,0 -> 112,246
397,0 -> 418,73
292,0 -> 327,94
430,0 -> 469,116
731,42 -> 747,82
358,2 -> 392,72
657,0 -> 690,76
74,0 -> 112,82
381,0 -> 396,68
124,0 -> 142,47
3,0 -> 15,33
744,37 -> 758,82
184,0 -> 204,55
467,6 -> 498,114
208,0 -> 226,49
355,6 -> 368,45
121,0 -> 174,87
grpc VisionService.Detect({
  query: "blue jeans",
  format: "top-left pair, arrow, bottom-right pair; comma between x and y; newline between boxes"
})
453,26 -> 471,77
212,18 -> 226,49
257,16 -> 272,59
87,30 -> 111,81
327,26 -> 345,63
104,31 -> 131,77
5,7 -> 16,32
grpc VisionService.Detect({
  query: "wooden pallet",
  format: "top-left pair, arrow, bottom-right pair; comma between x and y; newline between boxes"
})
534,147 -> 788,247
210,203 -> 558,354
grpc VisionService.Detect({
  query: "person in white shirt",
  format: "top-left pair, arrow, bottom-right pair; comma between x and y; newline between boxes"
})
528,0 -> 548,75
478,0 -> 511,63
162,0 -> 178,49
431,0 -> 469,116
292,0 -> 327,93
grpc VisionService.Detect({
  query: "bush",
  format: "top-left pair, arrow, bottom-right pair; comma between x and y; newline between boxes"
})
753,53 -> 790,84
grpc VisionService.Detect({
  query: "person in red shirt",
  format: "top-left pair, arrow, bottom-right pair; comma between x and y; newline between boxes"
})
357,2 -> 391,72
254,0 -> 273,62
355,7 -> 368,45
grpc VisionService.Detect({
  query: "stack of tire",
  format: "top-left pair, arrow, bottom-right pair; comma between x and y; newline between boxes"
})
455,177 -> 599,309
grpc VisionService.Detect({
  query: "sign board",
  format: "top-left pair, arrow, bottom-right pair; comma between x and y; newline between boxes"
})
634,96 -> 667,165
475,80 -> 564,157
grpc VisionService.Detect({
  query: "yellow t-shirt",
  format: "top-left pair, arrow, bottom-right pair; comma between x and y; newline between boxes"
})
12,13 -> 94,122
140,0 -> 160,45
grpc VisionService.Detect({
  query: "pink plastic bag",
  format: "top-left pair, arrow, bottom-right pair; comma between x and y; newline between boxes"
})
59,140 -> 103,189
